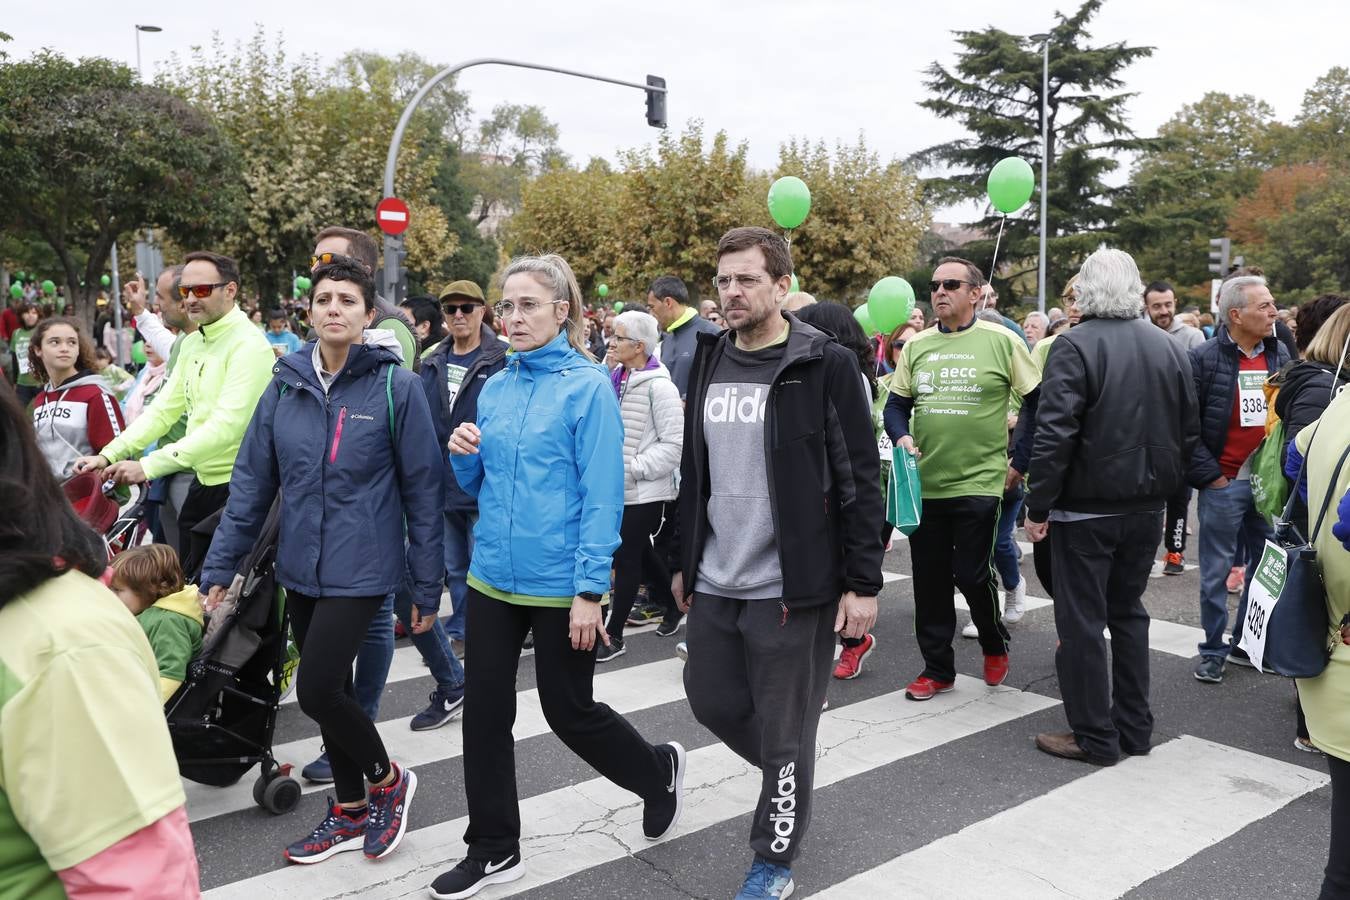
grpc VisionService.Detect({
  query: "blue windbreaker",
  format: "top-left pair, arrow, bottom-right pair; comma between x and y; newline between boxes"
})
451,330 -> 623,599
201,342 -> 445,611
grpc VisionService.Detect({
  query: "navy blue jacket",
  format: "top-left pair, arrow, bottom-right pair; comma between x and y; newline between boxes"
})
201,342 -> 445,612
1187,329 -> 1290,487
419,325 -> 508,514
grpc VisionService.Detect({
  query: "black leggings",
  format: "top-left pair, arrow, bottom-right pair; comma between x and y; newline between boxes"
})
607,501 -> 677,640
289,592 -> 392,804
1324,754 -> 1350,899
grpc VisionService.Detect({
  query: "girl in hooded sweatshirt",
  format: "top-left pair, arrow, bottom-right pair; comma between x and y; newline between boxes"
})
29,317 -> 125,480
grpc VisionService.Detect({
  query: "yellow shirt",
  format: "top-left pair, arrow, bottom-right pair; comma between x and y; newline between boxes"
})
0,571 -> 185,897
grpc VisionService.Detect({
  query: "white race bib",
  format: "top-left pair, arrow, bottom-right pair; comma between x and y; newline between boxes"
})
1237,540 -> 1287,672
1237,369 -> 1267,428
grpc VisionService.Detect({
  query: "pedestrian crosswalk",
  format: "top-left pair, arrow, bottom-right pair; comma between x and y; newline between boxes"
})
189,555 -> 1332,899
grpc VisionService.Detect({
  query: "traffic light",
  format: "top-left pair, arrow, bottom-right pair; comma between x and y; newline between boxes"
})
1208,237 -> 1231,276
645,75 -> 667,129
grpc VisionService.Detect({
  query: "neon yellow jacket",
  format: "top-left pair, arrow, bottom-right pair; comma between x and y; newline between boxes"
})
100,306 -> 275,485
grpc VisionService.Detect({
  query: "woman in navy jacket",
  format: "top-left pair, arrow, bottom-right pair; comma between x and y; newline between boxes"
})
201,258 -> 442,866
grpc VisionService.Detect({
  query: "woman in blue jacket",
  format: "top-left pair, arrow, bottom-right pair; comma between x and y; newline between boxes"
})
429,254 -> 687,900
200,258 -> 442,866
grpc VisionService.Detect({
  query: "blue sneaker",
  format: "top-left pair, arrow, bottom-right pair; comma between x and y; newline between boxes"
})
302,749 -> 333,784
411,685 -> 465,731
735,857 -> 795,899
283,798 -> 367,864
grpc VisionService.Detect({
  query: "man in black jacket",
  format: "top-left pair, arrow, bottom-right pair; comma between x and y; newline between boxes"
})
1025,248 -> 1199,766
677,227 -> 883,899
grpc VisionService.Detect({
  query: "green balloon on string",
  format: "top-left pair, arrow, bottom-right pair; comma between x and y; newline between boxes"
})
598,283 -> 609,298
612,300 -> 623,312
867,276 -> 916,334
987,157 -> 1036,214
131,341 -> 147,365
41,279 -> 56,296
15,272 -> 25,281
9,283 -> 22,300
853,303 -> 879,337
768,176 -> 812,229
101,274 -> 111,287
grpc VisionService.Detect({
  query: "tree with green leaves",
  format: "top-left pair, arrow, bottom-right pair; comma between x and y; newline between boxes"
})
0,51 -> 241,322
1116,92 -> 1277,295
460,103 -> 568,230
912,0 -> 1153,300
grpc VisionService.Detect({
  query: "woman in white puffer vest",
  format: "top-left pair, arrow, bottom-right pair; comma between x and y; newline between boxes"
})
597,309 -> 685,661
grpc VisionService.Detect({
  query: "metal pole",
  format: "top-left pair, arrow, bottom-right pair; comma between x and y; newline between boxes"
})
1038,38 -> 1049,315
135,27 -> 142,79
381,57 -> 668,301
110,242 -> 124,364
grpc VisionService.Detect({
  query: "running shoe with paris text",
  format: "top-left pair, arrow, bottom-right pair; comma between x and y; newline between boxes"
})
364,762 -> 417,859
283,799 -> 368,864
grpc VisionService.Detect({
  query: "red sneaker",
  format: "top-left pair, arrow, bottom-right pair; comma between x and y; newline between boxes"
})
905,675 -> 955,701
833,633 -> 876,680
984,653 -> 1010,686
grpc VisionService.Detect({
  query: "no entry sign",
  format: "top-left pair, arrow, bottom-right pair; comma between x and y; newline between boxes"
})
375,197 -> 410,236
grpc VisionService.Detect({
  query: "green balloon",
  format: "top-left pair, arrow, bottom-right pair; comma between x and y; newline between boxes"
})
294,286 -> 302,299
41,279 -> 56,296
294,275 -> 312,293
867,276 -> 916,334
612,300 -> 623,313
598,283 -> 610,298
853,303 -> 879,337
789,274 -> 800,293
9,283 -> 22,299
131,341 -> 147,365
15,272 -> 25,281
987,157 -> 1036,214
101,274 -> 111,287
768,176 -> 812,229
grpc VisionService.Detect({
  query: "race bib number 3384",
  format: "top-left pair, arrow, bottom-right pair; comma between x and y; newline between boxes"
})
1237,370 -> 1267,428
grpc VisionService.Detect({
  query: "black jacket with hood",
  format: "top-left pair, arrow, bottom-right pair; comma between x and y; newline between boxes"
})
676,314 -> 885,608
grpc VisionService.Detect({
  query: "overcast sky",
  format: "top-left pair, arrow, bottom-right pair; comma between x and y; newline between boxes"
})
8,0 -> 1345,224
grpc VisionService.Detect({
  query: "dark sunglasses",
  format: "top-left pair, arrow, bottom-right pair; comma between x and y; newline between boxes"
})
178,282 -> 228,299
311,251 -> 367,270
442,301 -> 484,316
891,339 -> 906,349
929,278 -> 975,293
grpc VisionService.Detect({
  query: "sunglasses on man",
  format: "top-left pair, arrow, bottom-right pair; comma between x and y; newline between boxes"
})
178,282 -> 229,299
442,301 -> 484,316
929,278 -> 977,294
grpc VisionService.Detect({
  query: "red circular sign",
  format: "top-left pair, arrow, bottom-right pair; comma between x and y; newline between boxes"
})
375,197 -> 410,236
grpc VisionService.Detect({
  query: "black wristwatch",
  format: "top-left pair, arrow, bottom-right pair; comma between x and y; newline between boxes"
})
577,591 -> 603,603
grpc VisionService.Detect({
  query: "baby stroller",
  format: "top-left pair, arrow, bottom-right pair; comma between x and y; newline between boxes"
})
165,496 -> 302,815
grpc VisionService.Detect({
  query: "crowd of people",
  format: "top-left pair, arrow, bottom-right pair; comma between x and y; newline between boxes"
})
1,220 -> 1348,900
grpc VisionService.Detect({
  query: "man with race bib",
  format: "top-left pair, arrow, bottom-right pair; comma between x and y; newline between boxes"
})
1186,274 -> 1288,684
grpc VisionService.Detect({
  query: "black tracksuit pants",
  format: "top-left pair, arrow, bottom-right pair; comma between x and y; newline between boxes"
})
1048,512 -> 1161,761
1164,485 -> 1191,555
908,496 -> 1009,681
1322,754 -> 1350,899
684,593 -> 836,864
608,501 -> 679,640
461,588 -> 668,861
288,592 -> 392,804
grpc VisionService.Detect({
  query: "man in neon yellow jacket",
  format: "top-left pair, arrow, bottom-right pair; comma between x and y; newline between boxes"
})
74,251 -> 275,577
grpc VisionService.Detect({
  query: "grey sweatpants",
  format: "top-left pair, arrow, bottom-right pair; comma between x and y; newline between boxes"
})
684,593 -> 837,864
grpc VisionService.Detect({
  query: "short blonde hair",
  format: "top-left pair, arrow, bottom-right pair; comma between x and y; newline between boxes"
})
110,544 -> 184,602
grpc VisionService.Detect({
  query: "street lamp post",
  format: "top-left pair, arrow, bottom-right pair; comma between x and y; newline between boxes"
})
1029,32 -> 1050,315
134,24 -> 162,80
380,58 -> 668,302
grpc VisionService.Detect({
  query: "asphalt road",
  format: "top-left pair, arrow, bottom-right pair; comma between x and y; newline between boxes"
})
190,512 -> 1334,900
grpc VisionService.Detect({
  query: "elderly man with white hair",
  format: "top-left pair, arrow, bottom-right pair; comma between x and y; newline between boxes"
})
1185,272 -> 1288,684
1022,311 -> 1049,348
597,309 -> 686,661
1024,247 -> 1200,766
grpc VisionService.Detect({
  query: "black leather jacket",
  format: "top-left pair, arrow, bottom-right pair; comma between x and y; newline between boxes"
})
1025,316 -> 1199,520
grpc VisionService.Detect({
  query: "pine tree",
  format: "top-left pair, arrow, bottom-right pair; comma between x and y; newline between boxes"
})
912,0 -> 1153,301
